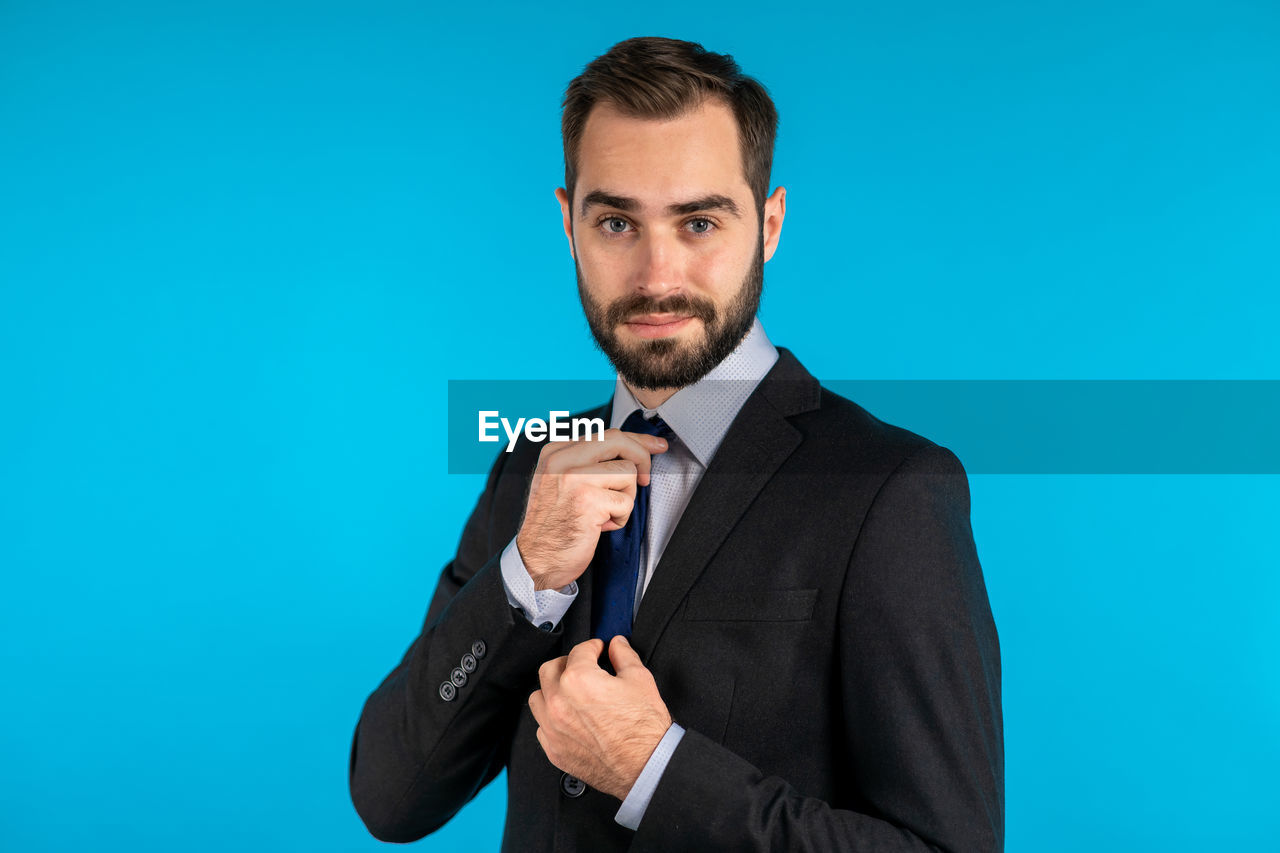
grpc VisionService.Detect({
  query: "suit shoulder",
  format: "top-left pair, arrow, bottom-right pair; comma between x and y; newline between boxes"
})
789,384 -> 966,478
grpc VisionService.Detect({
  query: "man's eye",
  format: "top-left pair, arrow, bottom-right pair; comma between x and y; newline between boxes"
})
687,218 -> 714,234
603,218 -> 632,233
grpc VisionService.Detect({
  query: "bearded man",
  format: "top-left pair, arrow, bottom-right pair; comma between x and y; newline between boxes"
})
349,36 -> 1004,853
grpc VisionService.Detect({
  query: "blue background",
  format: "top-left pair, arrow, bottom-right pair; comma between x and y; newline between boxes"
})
2,1 -> 1277,849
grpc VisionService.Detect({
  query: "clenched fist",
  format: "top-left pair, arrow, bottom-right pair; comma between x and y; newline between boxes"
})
528,636 -> 673,801
516,428 -> 668,591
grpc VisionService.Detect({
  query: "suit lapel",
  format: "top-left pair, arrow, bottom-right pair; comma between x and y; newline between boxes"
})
629,347 -> 821,663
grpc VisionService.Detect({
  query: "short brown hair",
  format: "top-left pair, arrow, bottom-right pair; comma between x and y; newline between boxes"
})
561,36 -> 779,216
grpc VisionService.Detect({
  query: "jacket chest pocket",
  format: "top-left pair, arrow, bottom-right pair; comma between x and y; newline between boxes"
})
683,587 -> 819,622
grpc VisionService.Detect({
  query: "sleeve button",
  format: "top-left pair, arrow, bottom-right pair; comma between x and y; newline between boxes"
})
450,667 -> 468,688
461,652 -> 477,673
439,681 -> 457,702
471,640 -> 486,659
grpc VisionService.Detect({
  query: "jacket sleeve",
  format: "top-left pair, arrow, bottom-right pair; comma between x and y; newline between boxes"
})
348,444 -> 565,843
630,444 -> 1005,852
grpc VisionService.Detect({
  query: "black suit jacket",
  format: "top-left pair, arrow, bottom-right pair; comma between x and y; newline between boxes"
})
349,347 -> 1004,851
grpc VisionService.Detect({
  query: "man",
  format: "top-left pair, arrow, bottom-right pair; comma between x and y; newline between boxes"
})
349,36 -> 1003,852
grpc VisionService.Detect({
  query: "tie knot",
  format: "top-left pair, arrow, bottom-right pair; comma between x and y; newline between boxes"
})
621,408 -> 674,440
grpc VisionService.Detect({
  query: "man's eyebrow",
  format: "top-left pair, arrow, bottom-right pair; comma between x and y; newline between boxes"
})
580,191 -> 638,218
665,194 -> 741,218
579,190 -> 742,219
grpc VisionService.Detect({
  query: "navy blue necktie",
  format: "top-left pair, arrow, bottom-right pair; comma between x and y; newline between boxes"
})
590,409 -> 674,641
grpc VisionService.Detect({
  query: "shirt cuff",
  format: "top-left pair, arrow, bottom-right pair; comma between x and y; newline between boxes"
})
499,536 -> 578,630
614,722 -> 686,831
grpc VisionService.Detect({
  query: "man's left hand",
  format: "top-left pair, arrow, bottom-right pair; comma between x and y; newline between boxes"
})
528,635 -> 672,801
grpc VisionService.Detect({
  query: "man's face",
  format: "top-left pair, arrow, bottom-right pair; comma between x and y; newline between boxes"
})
556,99 -> 786,391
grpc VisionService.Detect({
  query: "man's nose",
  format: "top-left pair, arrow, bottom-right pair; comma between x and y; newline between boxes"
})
632,232 -> 683,297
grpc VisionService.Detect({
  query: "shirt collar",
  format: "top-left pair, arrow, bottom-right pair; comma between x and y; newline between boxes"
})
608,316 -> 779,468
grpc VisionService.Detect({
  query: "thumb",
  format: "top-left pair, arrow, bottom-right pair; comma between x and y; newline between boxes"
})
608,635 -> 644,674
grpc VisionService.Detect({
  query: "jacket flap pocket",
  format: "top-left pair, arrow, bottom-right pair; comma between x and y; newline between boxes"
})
684,587 -> 819,622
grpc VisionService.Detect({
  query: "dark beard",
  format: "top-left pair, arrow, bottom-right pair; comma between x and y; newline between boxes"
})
577,238 -> 764,391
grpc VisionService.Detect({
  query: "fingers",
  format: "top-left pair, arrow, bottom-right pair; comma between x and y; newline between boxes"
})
608,635 -> 646,676
534,723 -> 553,762
538,655 -> 567,695
565,459 -> 640,498
541,430 -> 668,487
618,431 -> 669,487
528,687 -> 546,724
595,488 -> 635,530
566,638 -> 606,672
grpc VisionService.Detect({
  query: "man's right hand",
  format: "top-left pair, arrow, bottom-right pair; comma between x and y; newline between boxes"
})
515,428 -> 669,591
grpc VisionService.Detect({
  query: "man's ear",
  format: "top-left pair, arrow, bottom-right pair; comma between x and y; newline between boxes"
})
554,187 -> 575,260
761,185 -> 787,263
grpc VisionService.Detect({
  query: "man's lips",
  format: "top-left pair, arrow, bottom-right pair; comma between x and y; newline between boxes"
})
622,314 -> 696,339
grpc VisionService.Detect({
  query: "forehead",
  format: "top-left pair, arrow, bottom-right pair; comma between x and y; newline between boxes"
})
575,99 -> 751,208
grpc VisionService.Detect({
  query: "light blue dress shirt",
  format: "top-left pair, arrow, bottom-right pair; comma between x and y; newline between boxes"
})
499,316 -> 779,830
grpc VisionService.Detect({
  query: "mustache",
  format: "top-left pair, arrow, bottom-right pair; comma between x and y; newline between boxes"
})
604,293 -> 717,328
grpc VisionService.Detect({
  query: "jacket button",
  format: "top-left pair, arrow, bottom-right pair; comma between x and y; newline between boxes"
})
560,773 -> 586,798
460,652 -> 477,673
471,640 -> 486,660
450,667 -> 468,688
439,681 -> 457,702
